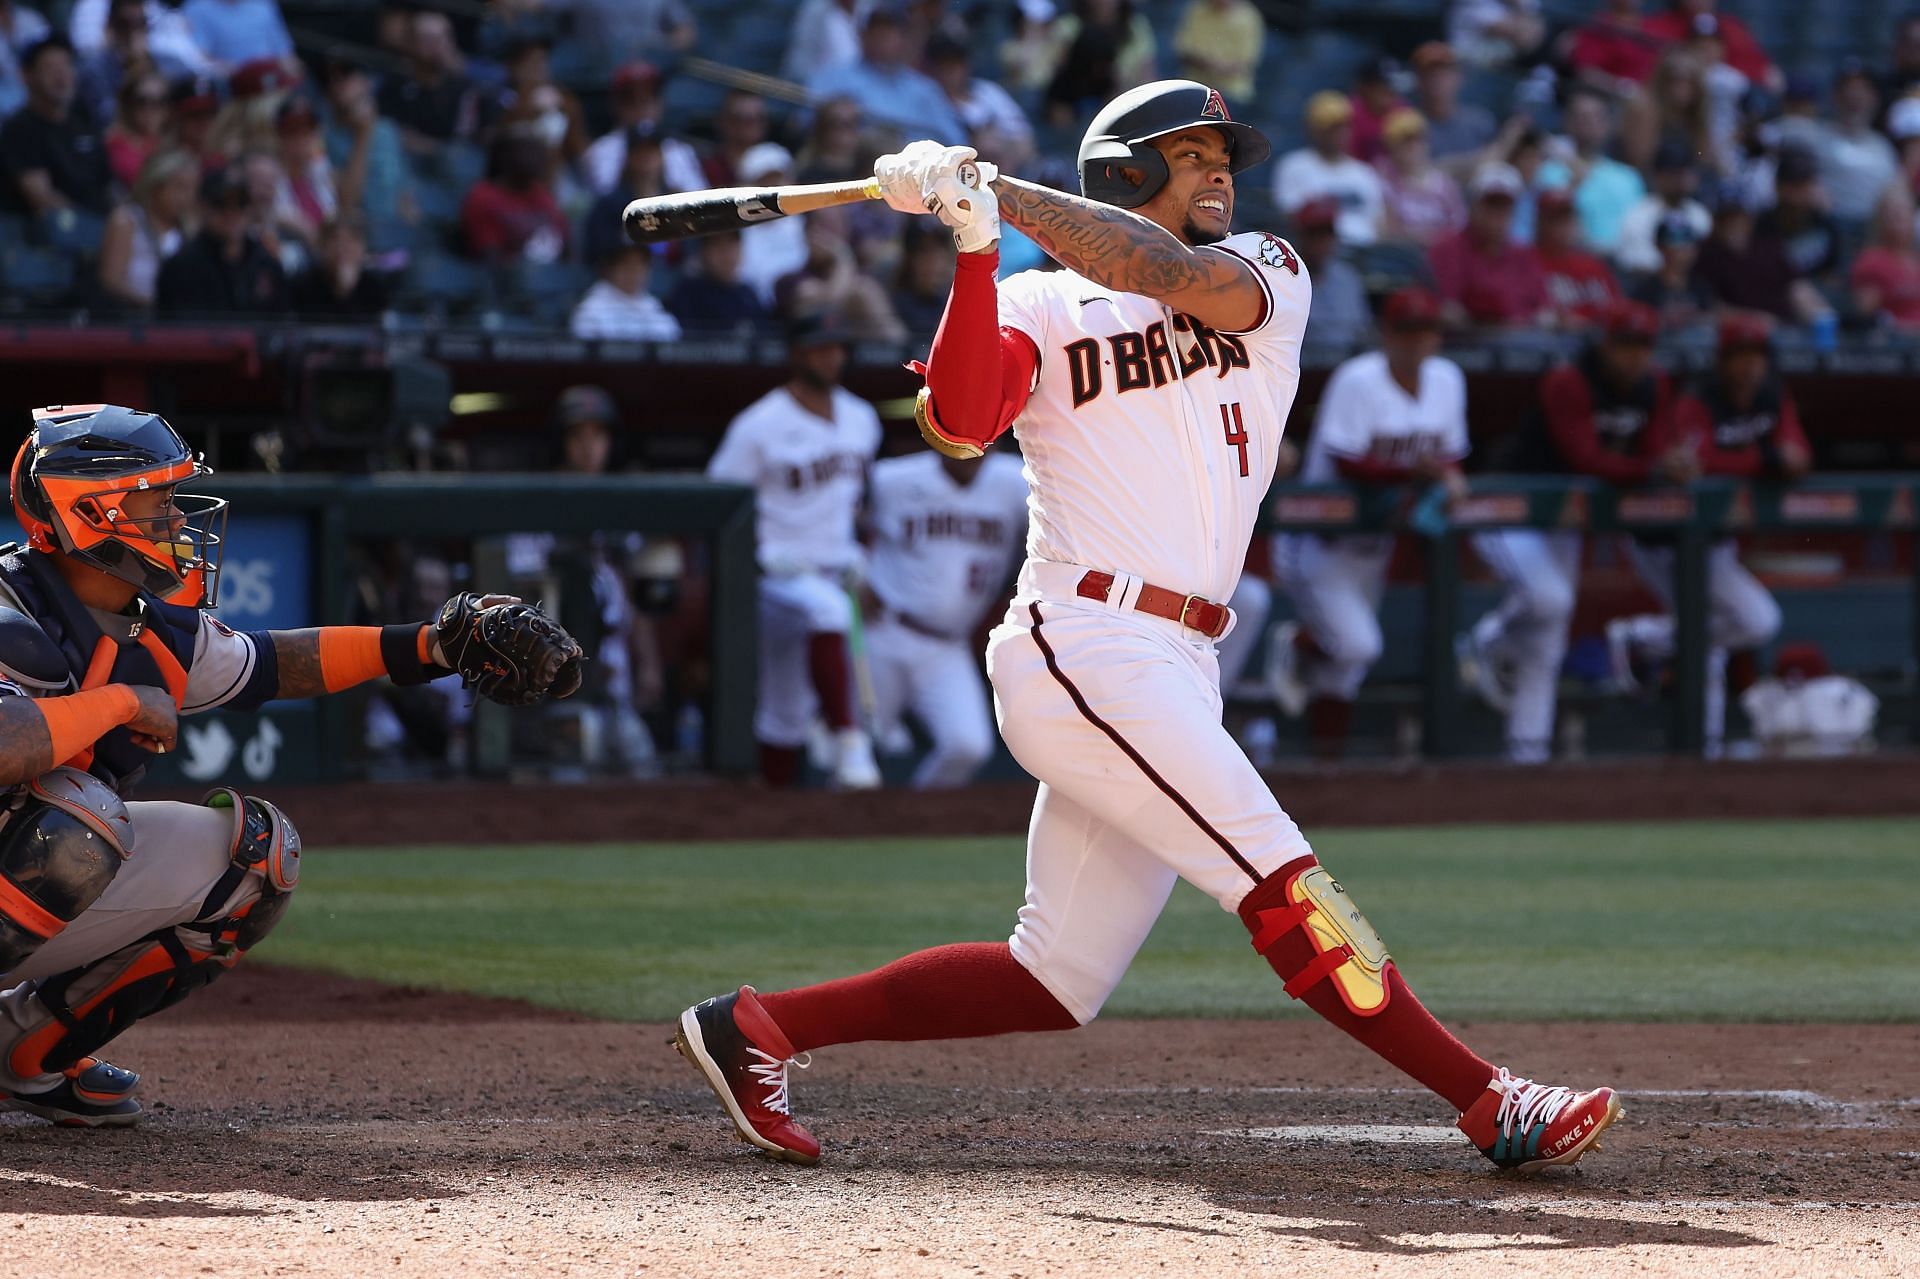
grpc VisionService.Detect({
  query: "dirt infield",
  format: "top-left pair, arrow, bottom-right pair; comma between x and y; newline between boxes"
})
3,965 -> 1913,1279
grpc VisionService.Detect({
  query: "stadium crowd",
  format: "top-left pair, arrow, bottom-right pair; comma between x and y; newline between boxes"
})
3,0 -> 1920,340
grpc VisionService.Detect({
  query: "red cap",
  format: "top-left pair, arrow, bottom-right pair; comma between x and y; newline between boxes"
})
1294,197 -> 1339,232
1382,287 -> 1443,331
1537,187 -> 1576,216
1604,300 -> 1660,342
1717,313 -> 1773,353
1773,642 -> 1830,681
231,57 -> 298,100
613,61 -> 662,92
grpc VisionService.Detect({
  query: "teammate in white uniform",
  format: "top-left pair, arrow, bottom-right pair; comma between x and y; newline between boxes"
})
1269,288 -> 1468,757
864,450 -> 1029,787
673,81 -> 1620,1173
706,315 -> 883,789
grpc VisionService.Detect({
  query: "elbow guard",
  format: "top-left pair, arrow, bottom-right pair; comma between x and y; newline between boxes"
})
914,387 -> 986,460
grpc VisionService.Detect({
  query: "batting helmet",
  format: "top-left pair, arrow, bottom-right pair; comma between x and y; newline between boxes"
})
1079,80 -> 1273,209
10,405 -> 228,606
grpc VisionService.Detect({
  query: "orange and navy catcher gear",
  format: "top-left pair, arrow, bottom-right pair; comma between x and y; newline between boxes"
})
10,405 -> 228,608
1077,79 -> 1273,209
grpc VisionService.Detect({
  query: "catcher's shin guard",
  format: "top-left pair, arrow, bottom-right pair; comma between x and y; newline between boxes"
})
0,769 -> 135,971
1238,857 -> 1392,1016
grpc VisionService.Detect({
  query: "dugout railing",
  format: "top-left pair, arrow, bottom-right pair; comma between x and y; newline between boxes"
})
1259,473 -> 1920,756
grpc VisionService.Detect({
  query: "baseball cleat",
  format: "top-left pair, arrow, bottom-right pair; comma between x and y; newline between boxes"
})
1265,621 -> 1309,719
1457,1067 -> 1622,1171
2,1057 -> 143,1128
672,986 -> 821,1165
832,727 -> 882,790
1455,625 -> 1515,714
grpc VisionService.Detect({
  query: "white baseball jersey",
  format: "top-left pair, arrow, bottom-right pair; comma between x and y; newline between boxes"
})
1298,351 -> 1470,484
998,230 -> 1313,604
866,452 -> 1030,638
707,385 -> 883,574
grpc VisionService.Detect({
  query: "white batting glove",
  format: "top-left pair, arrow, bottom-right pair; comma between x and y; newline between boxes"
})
874,139 -> 947,215
922,148 -> 1000,254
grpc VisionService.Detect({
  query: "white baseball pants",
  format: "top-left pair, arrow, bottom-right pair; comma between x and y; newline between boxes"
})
1467,529 -> 1582,764
755,572 -> 855,748
987,594 -> 1314,1023
865,619 -> 997,788
1272,533 -> 1395,701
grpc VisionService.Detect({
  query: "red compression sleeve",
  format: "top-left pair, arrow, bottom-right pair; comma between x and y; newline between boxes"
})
920,250 -> 1038,452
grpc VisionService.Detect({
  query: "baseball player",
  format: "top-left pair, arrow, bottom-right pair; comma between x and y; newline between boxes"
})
0,405 -> 581,1125
672,81 -> 1620,1171
1269,288 -> 1468,758
706,315 -> 884,789
1610,315 -> 1800,751
1457,301 -> 1693,763
862,450 -> 1029,788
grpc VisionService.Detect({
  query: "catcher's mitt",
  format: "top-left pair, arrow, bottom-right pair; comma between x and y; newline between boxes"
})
432,594 -> 584,706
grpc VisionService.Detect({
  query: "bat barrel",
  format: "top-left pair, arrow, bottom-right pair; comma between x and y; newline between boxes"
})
623,187 -> 781,245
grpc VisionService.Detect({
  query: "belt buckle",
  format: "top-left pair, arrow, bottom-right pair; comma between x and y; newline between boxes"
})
1179,593 -> 1208,635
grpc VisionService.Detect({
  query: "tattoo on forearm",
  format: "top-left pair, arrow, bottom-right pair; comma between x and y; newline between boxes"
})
0,702 -> 54,786
994,177 -> 1244,302
271,629 -> 329,700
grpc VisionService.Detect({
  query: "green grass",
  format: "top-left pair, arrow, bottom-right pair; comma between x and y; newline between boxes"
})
267,817 -> 1920,1023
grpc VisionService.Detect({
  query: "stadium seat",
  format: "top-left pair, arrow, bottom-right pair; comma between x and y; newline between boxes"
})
0,244 -> 78,307
405,251 -> 492,312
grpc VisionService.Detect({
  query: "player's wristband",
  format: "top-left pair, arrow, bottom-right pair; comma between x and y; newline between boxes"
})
318,625 -> 442,692
30,686 -> 141,765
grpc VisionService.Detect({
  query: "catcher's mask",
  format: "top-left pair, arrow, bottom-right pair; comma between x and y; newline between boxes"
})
1078,79 -> 1273,210
10,404 -> 228,607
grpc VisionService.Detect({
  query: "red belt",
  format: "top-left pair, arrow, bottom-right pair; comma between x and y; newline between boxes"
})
1074,570 -> 1230,640
874,604 -> 960,643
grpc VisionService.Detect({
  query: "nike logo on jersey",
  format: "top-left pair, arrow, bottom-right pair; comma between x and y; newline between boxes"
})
1065,314 -> 1251,408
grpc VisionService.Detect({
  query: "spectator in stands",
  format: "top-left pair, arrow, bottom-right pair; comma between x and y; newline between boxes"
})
1892,97 -> 1920,200
272,97 -> 338,251
490,37 -> 588,169
378,11 -> 481,158
550,0 -> 694,71
1878,16 -> 1920,125
155,162 -> 288,313
289,216 -> 389,317
774,202 -> 906,341
794,95 -> 868,184
582,62 -> 702,196
1642,0 -> 1779,94
1621,46 -> 1720,176
1625,209 -> 1716,330
1545,85 -> 1645,256
320,58 -> 412,252
1375,108 -> 1465,247
667,228 -> 770,336
1693,191 -> 1832,325
1173,0 -> 1262,106
0,2 -> 52,121
1045,0 -> 1156,128
97,145 -> 193,310
207,57 -> 298,161
1756,148 -> 1841,292
736,142 -> 810,304
784,0 -> 866,85
180,0 -> 292,75
461,122 -> 568,264
1812,63 -> 1900,232
810,7 -> 962,144
1347,56 -> 1405,165
1849,184 -> 1920,331
1274,92 -> 1384,246
1429,162 -> 1550,330
76,0 -> 147,126
571,240 -> 682,341
1614,141 -> 1711,274
167,75 -> 220,162
582,123 -> 668,270
104,69 -> 169,190
1408,42 -> 1494,172
1000,0 -> 1069,105
927,27 -> 1034,166
1565,0 -> 1661,95
699,89 -> 770,187
890,222 -> 956,336
239,145 -> 308,271
1448,0 -> 1544,71
1,37 -> 112,216
1293,197 -> 1370,347
1536,188 -> 1622,325
1773,74 -> 1823,155
68,0 -> 211,81
1684,14 -> 1752,171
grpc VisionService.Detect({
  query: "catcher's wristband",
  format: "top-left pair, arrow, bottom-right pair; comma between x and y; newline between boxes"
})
319,626 -> 443,691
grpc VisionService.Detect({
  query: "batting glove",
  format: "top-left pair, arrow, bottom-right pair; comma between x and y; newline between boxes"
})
922,147 -> 1000,254
874,140 -> 948,215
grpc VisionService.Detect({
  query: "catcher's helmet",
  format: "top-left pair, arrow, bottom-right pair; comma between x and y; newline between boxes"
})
10,405 -> 228,606
1079,80 -> 1273,209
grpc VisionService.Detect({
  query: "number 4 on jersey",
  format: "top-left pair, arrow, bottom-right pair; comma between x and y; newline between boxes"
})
1220,402 -> 1250,478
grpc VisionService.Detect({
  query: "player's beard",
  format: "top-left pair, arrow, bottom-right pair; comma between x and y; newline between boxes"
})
1183,218 -> 1228,246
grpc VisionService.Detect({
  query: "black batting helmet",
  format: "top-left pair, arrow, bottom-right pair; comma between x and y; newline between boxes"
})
1078,80 -> 1272,209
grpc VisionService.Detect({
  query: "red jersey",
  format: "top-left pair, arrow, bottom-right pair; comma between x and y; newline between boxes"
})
1642,9 -> 1774,83
1429,231 -> 1548,326
1676,378 -> 1811,478
1539,348 -> 1678,484
1567,16 -> 1666,84
1540,248 -> 1623,323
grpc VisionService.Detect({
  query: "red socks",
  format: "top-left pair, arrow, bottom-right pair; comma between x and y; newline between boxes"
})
1238,863 -> 1495,1112
1306,697 -> 1353,760
758,942 -> 1078,1055
807,632 -> 855,731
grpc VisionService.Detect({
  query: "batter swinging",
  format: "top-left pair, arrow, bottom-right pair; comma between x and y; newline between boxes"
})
673,81 -> 1622,1171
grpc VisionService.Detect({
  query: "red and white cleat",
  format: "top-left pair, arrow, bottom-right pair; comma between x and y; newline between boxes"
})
1458,1067 -> 1622,1171
673,985 -> 821,1165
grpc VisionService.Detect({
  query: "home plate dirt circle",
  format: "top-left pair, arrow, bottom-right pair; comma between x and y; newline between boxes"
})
2,966 -> 1915,1279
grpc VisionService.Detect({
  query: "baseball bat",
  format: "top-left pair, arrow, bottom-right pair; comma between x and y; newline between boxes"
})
624,177 -> 882,245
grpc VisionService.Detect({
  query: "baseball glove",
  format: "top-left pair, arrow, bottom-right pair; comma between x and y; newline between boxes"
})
431,594 -> 585,706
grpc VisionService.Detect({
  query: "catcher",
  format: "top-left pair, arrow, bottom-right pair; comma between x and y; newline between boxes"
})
0,404 -> 582,1125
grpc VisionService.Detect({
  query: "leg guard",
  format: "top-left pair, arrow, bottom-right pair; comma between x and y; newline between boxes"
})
0,768 -> 136,971
1238,857 -> 1393,1017
201,788 -> 301,892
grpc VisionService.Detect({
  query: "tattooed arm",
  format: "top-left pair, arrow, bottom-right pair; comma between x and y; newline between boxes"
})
269,629 -> 329,700
994,175 -> 1266,332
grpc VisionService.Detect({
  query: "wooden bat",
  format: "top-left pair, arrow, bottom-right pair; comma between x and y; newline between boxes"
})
623,177 -> 883,245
